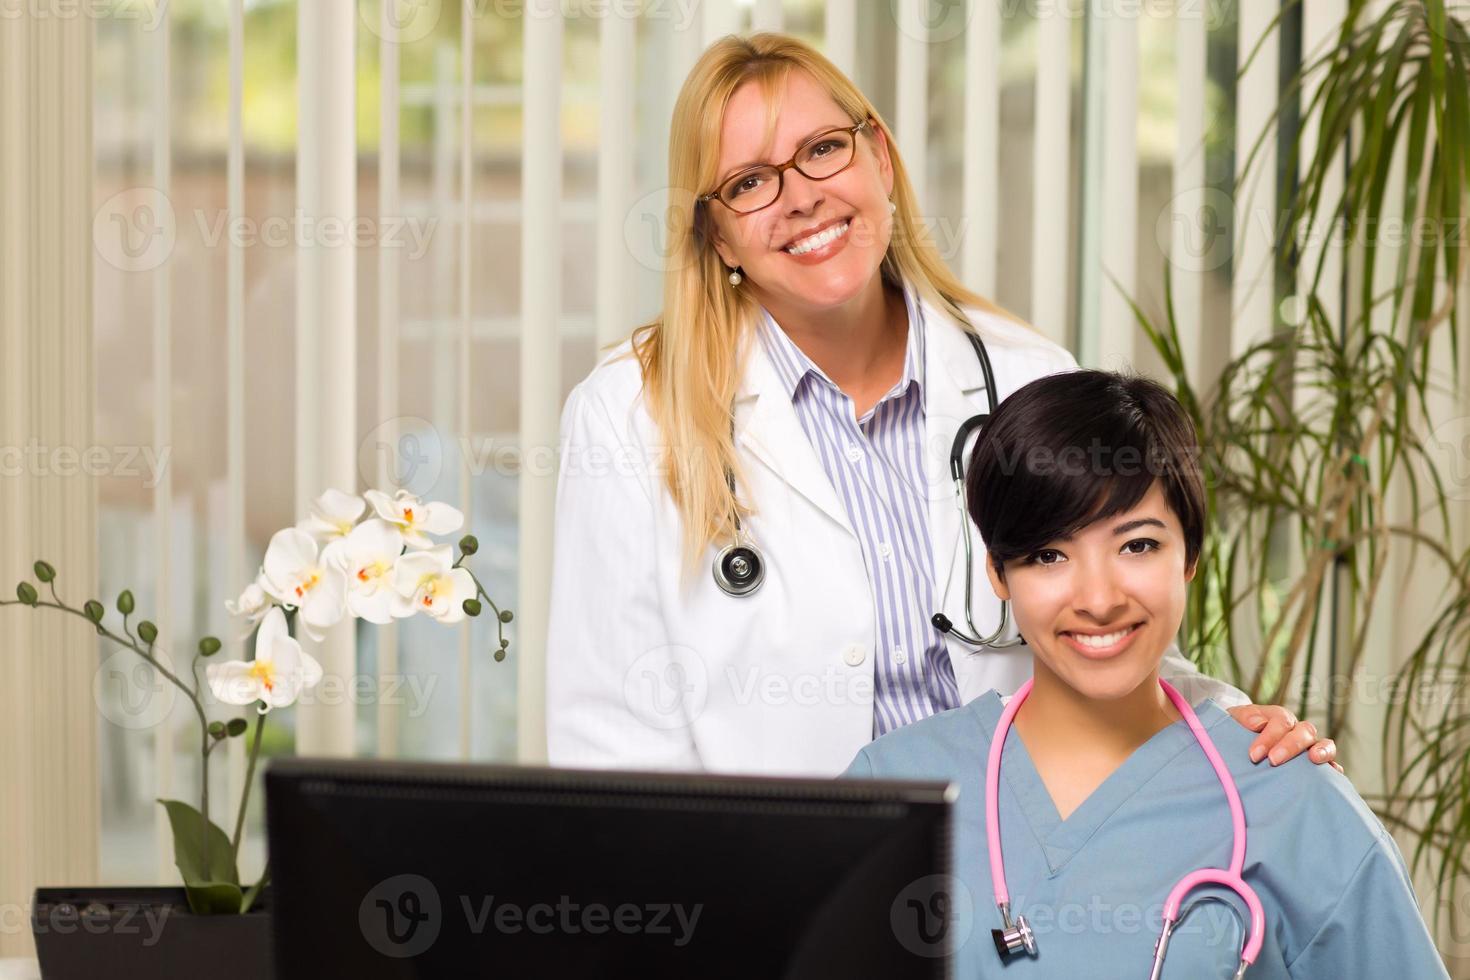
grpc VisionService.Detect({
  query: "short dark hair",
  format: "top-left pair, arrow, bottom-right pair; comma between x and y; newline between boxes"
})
964,369 -> 1206,575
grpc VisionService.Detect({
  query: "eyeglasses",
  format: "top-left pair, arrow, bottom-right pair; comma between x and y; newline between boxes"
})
698,119 -> 871,215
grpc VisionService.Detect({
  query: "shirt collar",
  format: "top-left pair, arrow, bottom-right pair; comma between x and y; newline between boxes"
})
756,278 -> 927,405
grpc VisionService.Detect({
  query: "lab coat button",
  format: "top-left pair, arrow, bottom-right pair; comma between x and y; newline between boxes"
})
845,443 -> 863,462
878,541 -> 892,559
893,646 -> 907,665
843,644 -> 868,667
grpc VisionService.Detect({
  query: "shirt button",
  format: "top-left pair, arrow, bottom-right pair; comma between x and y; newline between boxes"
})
843,644 -> 868,667
878,542 -> 892,560
893,646 -> 907,665
845,442 -> 863,463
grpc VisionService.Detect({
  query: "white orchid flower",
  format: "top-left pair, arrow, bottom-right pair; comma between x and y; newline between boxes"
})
365,488 -> 463,551
206,606 -> 324,712
391,544 -> 476,624
223,574 -> 274,638
297,488 -> 365,568
259,527 -> 347,642
331,518 -> 409,625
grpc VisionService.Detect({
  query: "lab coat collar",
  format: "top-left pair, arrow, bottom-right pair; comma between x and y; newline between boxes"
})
733,278 -> 928,536
926,291 -> 988,396
741,276 -> 928,404
733,323 -> 855,535
731,284 -> 992,543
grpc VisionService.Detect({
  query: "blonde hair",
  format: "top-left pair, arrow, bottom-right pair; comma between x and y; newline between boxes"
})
626,32 -> 1029,580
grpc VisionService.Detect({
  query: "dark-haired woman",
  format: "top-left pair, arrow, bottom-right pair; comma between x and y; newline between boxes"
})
845,370 -> 1446,977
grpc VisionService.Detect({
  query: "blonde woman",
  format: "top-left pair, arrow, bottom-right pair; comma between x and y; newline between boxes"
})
545,33 -> 1338,778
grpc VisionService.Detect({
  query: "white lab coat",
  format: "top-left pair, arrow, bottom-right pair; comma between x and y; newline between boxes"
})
545,294 -> 1248,776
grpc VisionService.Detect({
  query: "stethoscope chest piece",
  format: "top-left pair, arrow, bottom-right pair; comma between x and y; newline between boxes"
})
713,542 -> 765,596
992,909 -> 1036,959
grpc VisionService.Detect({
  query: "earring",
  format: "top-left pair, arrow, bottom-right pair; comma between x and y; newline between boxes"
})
728,267 -> 743,285
888,199 -> 897,214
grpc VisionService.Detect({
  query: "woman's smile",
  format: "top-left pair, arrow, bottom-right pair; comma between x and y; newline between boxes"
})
781,217 -> 851,259
1059,621 -> 1146,660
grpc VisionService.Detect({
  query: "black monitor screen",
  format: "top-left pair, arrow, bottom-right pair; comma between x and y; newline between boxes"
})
265,758 -> 957,979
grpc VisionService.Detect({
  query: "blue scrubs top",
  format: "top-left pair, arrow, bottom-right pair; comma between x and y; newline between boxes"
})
843,689 -> 1449,978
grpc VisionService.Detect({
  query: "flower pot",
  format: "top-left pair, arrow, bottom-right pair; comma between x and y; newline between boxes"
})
31,886 -> 272,980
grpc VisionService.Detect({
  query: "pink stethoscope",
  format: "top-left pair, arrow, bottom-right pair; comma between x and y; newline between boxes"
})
986,677 -> 1266,979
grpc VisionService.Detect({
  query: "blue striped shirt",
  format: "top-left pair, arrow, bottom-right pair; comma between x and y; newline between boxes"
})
756,281 -> 961,737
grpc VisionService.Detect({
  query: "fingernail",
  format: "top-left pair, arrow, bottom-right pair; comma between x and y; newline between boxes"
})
1269,748 -> 1285,766
1250,745 -> 1265,763
1247,714 -> 1266,728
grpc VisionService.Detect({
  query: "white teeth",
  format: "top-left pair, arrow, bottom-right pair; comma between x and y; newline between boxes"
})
1069,626 -> 1135,648
785,220 -> 849,255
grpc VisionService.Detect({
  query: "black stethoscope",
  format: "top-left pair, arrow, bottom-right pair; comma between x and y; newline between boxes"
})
714,329 -> 1026,650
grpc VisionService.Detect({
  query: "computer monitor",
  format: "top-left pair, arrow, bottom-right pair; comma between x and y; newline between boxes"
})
265,758 -> 958,978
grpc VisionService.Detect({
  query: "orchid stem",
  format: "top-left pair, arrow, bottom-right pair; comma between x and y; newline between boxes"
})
231,707 -> 265,864
0,598 -> 204,720
0,594 -> 221,872
459,567 -> 510,652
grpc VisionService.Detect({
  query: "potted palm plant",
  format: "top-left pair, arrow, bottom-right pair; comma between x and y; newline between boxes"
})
1129,0 -> 1469,955
7,488 -> 512,979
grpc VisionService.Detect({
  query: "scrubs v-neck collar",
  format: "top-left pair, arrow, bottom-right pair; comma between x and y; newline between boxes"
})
969,689 -> 1227,875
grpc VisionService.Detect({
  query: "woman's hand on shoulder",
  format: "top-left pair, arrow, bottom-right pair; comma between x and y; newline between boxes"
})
1227,704 -> 1344,774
